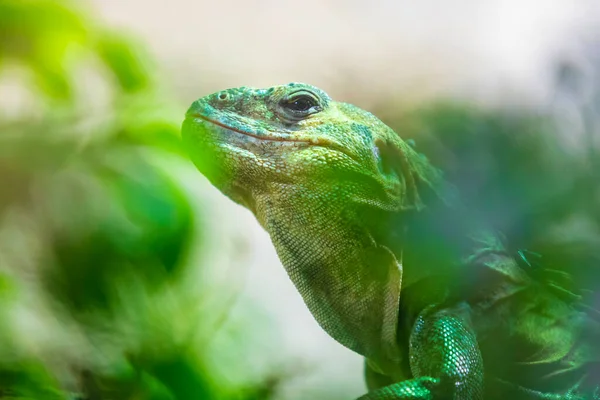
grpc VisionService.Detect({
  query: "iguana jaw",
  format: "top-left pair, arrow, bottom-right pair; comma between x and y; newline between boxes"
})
189,112 -> 307,143
186,113 -> 315,144
184,111 -> 360,166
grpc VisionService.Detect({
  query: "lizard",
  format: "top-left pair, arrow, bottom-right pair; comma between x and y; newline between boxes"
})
181,82 -> 600,399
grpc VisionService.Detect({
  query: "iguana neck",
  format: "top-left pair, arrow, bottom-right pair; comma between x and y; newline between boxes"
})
253,181 -> 406,374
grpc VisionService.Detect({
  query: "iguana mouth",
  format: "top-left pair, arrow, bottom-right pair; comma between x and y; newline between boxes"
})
187,113 -> 361,163
189,113 -> 314,144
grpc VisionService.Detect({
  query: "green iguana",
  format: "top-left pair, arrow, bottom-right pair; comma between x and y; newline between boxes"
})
181,83 -> 600,399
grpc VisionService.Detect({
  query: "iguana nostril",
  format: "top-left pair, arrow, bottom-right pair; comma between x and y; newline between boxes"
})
218,92 -> 228,100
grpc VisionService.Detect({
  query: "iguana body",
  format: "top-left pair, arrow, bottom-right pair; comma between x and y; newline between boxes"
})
182,83 -> 600,399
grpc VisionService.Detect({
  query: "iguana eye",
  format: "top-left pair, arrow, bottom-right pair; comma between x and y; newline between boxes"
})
279,91 -> 322,120
286,96 -> 316,112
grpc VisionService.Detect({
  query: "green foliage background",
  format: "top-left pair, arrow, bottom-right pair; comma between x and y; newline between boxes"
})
0,1 -> 278,398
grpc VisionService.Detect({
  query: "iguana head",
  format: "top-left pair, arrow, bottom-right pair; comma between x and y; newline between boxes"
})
182,83 -> 441,373
182,82 -> 432,212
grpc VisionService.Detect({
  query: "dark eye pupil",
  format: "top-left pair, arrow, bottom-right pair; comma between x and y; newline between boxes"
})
288,97 -> 314,112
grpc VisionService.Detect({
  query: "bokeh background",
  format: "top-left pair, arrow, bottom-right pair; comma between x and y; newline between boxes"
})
1,0 -> 599,399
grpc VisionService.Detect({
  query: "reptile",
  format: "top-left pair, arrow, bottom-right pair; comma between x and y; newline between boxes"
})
181,83 -> 600,399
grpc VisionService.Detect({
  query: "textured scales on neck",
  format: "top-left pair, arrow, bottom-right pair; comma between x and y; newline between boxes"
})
182,82 -> 446,373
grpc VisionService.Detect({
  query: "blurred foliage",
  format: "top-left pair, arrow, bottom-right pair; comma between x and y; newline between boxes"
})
378,66 -> 600,298
0,0 -> 149,99
0,1 -> 277,399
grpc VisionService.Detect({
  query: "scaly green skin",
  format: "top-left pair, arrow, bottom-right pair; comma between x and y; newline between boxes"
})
182,83 -> 600,399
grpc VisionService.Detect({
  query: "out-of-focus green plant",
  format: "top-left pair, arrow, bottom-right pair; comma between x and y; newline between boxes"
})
376,87 -> 600,298
0,1 -> 278,399
0,0 -> 149,99
0,0 -> 183,154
